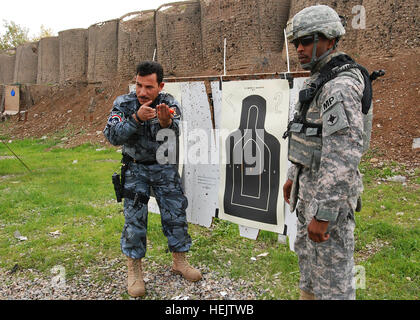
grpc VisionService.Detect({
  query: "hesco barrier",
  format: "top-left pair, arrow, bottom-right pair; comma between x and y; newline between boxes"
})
156,1 -> 204,76
200,0 -> 290,74
13,42 -> 39,84
59,28 -> 88,84
359,0 -> 420,54
287,0 -> 420,59
87,19 -> 119,83
37,36 -> 60,84
1,0 -> 416,88
118,10 -> 156,80
0,53 -> 15,84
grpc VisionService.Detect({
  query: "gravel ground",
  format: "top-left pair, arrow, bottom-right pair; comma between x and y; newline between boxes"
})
0,258 -> 264,300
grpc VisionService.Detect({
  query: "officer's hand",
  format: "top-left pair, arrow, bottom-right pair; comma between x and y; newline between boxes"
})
156,103 -> 174,128
308,218 -> 330,243
135,100 -> 156,122
283,179 -> 293,204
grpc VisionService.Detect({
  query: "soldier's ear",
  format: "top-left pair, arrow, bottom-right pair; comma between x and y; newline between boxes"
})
328,38 -> 336,50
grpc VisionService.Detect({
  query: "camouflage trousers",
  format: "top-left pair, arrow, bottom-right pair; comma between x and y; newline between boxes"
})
121,162 -> 191,259
294,199 -> 356,300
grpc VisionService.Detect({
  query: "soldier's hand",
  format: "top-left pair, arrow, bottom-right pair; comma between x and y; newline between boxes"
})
283,179 -> 293,204
156,103 -> 174,128
135,100 -> 156,122
308,218 -> 330,243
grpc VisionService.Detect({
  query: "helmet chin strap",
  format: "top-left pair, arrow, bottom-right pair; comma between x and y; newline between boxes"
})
301,33 -> 335,71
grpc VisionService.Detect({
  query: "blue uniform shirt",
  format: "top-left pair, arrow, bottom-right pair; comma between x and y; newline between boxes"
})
103,91 -> 182,163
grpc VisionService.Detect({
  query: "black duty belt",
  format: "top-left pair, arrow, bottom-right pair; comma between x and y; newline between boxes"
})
122,154 -> 157,166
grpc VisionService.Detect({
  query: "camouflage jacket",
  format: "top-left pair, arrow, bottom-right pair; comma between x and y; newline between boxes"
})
103,91 -> 181,163
288,52 -> 365,221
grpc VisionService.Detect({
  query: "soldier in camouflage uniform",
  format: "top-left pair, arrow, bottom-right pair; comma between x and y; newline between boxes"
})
104,61 -> 202,298
283,5 -> 367,300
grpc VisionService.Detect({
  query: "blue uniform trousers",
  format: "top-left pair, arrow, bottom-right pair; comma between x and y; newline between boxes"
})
121,162 -> 191,259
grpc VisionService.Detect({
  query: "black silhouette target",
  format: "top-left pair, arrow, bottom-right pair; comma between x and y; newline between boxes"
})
224,95 -> 280,225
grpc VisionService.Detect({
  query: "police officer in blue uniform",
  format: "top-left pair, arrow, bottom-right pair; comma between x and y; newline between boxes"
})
104,61 -> 202,298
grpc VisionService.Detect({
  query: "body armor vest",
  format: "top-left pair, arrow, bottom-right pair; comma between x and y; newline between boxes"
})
284,54 -> 384,171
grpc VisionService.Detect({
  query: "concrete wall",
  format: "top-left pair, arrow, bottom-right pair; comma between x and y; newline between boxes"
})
156,1 -> 204,76
0,53 -> 15,84
13,42 -> 38,84
59,28 -> 88,84
37,36 -> 60,84
87,19 -> 119,83
118,10 -> 156,80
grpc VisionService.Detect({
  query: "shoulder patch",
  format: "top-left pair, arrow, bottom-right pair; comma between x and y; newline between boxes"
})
321,91 -> 343,115
108,111 -> 125,125
322,102 -> 349,136
326,113 -> 338,126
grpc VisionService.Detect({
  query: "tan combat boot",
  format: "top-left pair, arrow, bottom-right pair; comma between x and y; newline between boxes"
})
299,289 -> 315,300
171,252 -> 202,282
127,257 -> 145,297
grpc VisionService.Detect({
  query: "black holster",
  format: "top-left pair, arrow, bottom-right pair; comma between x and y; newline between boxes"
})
112,172 -> 123,203
112,154 -> 131,203
112,155 -> 150,206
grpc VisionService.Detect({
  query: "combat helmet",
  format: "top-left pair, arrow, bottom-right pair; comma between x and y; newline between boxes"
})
286,5 -> 346,70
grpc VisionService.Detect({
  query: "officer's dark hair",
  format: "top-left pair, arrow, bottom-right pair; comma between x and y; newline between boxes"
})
136,61 -> 164,84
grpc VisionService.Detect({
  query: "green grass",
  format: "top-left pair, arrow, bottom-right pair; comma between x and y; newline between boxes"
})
354,156 -> 420,299
0,137 -> 418,299
0,137 -> 123,277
